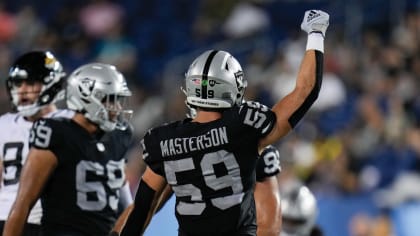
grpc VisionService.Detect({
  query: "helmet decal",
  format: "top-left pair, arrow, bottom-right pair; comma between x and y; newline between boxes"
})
201,50 -> 218,99
78,77 -> 96,98
44,55 -> 56,70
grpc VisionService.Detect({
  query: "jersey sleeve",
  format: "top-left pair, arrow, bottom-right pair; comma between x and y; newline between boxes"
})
29,118 -> 66,162
256,145 -> 281,182
238,101 -> 276,138
140,128 -> 164,176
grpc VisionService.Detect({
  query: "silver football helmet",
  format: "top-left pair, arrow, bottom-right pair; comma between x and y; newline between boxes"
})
66,63 -> 132,132
184,50 -> 247,108
281,185 -> 318,236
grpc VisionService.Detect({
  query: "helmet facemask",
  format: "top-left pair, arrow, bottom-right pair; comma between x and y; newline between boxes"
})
92,93 -> 133,132
8,79 -> 43,117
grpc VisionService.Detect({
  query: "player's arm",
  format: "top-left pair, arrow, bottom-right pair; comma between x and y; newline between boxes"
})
260,10 -> 329,149
111,184 -> 172,235
254,146 -> 282,236
119,167 -> 167,236
3,148 -> 57,236
111,204 -> 133,235
255,177 -> 281,236
111,182 -> 134,234
155,184 -> 173,212
111,183 -> 172,235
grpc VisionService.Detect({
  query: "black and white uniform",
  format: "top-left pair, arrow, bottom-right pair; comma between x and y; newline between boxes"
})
29,117 -> 132,236
256,146 -> 281,182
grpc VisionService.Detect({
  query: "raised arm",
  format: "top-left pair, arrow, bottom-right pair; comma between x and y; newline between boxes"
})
255,176 -> 281,236
3,148 -> 57,236
260,10 -> 329,149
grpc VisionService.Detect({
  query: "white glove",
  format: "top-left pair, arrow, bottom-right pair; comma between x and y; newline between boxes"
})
301,10 -> 329,37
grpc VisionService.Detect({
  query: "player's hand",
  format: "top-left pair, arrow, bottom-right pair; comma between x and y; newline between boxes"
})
301,10 -> 329,37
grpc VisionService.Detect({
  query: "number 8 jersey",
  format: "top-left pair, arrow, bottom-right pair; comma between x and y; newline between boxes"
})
29,117 -> 133,235
142,101 -> 276,235
0,110 -> 73,225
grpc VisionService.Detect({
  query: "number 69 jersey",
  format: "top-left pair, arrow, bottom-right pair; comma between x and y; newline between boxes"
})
0,110 -> 73,225
29,117 -> 133,235
142,101 -> 276,235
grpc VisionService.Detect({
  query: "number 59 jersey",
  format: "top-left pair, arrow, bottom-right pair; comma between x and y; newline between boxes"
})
142,101 -> 276,235
0,110 -> 73,224
29,117 -> 133,235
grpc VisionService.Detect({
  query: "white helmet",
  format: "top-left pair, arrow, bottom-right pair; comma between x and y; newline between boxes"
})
66,63 -> 132,132
281,185 -> 318,236
184,50 -> 247,109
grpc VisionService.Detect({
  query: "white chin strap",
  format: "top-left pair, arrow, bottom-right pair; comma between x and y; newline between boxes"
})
17,104 -> 42,117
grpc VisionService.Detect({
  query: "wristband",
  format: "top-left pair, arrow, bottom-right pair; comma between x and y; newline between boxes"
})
306,32 -> 324,53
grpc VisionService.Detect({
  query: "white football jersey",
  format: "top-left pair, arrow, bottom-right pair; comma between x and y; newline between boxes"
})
0,109 -> 74,224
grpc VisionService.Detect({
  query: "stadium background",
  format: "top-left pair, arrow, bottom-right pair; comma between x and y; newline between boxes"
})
1,0 -> 420,235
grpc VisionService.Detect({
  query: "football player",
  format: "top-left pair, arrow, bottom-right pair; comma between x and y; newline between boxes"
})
120,10 -> 329,236
111,145 -> 282,236
281,184 -> 323,236
3,63 -> 134,236
0,51 -> 73,235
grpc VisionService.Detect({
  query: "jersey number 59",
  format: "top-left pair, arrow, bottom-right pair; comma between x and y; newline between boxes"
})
164,150 -> 244,215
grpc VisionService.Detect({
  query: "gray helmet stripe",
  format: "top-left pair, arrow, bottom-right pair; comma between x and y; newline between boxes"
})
201,50 -> 219,99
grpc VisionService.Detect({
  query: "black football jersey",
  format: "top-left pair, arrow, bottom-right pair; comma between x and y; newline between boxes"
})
256,146 -> 281,182
29,117 -> 133,236
142,101 -> 276,235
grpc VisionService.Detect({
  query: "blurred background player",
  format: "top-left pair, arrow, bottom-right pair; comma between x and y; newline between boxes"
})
0,51 -> 72,235
3,63 -> 133,236
281,183 -> 323,236
254,145 -> 282,236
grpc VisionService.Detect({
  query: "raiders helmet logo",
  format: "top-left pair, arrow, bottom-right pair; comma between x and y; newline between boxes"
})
234,70 -> 244,88
78,77 -> 96,98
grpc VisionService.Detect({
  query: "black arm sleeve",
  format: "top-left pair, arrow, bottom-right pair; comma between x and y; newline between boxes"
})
288,50 -> 324,128
120,181 -> 156,236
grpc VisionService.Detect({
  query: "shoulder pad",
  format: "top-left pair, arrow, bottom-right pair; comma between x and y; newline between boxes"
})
238,101 -> 276,137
